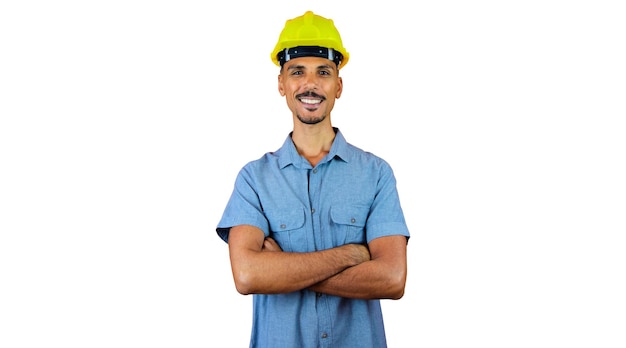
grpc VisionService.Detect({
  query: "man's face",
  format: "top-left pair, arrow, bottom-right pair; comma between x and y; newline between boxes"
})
278,56 -> 343,125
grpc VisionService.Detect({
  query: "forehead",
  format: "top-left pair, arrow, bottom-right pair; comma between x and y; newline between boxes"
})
283,56 -> 337,71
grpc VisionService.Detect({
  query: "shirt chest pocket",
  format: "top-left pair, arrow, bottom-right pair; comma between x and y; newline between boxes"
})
330,205 -> 368,246
266,207 -> 307,253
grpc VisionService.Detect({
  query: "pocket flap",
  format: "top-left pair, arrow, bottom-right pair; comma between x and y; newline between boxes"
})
330,205 -> 368,227
267,207 -> 306,232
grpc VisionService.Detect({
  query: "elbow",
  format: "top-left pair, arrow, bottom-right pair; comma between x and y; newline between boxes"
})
389,286 -> 405,300
388,282 -> 405,300
232,269 -> 255,295
234,283 -> 252,296
386,269 -> 407,300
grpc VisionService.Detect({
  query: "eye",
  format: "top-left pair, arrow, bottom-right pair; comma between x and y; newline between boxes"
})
291,70 -> 303,76
319,70 -> 330,75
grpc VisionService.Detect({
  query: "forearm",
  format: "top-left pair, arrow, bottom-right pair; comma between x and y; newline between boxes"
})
229,228 -> 369,295
308,258 -> 406,300
309,235 -> 408,300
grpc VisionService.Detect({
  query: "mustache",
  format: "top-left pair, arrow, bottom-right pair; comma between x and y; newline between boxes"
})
296,91 -> 326,100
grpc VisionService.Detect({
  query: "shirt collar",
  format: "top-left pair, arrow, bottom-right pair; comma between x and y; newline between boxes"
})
277,127 -> 351,169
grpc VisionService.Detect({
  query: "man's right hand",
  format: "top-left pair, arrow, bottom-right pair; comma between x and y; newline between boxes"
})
262,237 -> 283,252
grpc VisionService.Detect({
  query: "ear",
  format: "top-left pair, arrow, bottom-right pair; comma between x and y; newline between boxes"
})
278,74 -> 285,96
335,76 -> 343,99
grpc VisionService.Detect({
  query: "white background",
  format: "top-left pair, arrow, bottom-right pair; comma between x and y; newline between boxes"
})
1,1 -> 625,347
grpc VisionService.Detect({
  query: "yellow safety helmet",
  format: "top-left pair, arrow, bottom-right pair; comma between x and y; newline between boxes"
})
271,11 -> 350,69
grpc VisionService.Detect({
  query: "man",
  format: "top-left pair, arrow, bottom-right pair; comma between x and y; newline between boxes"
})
216,10 -> 410,348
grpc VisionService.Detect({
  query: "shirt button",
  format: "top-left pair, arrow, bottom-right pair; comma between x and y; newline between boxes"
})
311,208 -> 315,214
321,333 -> 328,339
317,292 -> 322,298
312,169 -> 318,174
280,224 -> 286,229
351,218 -> 356,223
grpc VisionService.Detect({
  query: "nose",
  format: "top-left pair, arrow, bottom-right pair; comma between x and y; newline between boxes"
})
303,72 -> 318,89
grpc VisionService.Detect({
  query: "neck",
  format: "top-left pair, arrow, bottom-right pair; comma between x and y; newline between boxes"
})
291,125 -> 335,166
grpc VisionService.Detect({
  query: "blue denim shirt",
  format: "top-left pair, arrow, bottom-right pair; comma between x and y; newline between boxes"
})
217,128 -> 410,348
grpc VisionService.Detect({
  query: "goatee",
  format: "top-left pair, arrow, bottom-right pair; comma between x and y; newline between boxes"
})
296,113 -> 326,125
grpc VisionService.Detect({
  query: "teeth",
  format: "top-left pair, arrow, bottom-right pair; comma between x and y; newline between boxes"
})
300,98 -> 321,105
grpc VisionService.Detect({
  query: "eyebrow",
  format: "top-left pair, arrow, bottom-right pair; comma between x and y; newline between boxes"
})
287,64 -> 336,72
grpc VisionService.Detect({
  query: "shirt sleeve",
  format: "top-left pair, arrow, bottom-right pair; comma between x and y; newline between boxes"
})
364,161 -> 410,243
216,167 -> 270,243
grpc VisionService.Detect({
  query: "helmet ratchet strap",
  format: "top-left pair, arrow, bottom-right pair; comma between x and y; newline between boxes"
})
278,46 -> 343,68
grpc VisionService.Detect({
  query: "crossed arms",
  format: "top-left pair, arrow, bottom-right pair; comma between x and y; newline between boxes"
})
227,224 -> 408,300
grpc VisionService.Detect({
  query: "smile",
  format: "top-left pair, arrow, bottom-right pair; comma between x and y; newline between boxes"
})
299,98 -> 322,105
